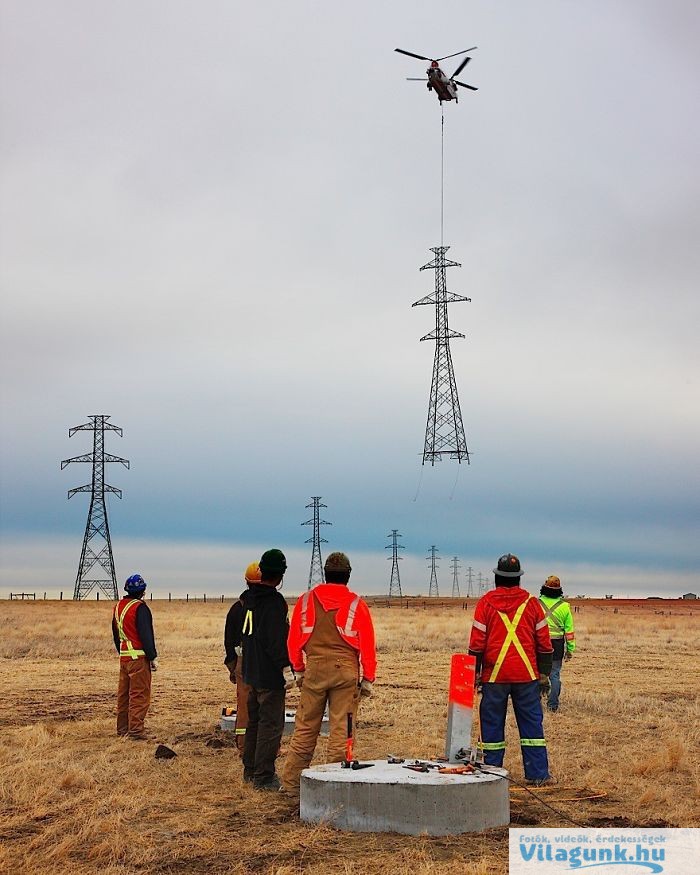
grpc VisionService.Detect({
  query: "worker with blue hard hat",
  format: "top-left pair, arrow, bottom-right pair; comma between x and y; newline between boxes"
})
111,573 -> 158,739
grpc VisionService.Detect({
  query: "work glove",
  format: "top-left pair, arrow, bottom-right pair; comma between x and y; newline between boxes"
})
283,667 -> 295,692
564,651 -> 573,661
150,659 -> 159,672
295,671 -> 305,690
360,679 -> 374,698
224,659 -> 237,684
538,675 -> 551,696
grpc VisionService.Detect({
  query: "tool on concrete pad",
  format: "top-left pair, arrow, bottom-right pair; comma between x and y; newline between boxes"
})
438,764 -> 475,774
341,712 -> 374,770
387,755 -> 405,764
402,759 -> 442,773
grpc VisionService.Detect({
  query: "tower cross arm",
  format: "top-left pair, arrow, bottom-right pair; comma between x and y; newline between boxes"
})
305,536 -> 328,545
61,453 -> 93,468
301,518 -> 332,527
420,328 -> 465,342
103,453 -> 130,468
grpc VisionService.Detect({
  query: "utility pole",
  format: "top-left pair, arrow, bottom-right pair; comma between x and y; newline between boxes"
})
61,415 -> 129,600
451,556 -> 461,598
426,546 -> 440,597
386,529 -> 404,598
466,565 -> 474,598
413,246 -> 471,465
302,497 -> 331,590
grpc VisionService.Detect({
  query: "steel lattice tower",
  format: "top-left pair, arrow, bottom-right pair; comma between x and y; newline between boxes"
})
451,556 -> 461,598
386,529 -> 405,598
477,572 -> 486,595
61,415 -> 129,600
302,497 -> 331,589
466,565 -> 475,597
413,246 -> 471,465
426,545 -> 440,597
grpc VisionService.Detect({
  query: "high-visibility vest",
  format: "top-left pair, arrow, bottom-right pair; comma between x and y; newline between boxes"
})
488,597 -> 537,682
114,599 -> 146,659
539,595 -> 576,651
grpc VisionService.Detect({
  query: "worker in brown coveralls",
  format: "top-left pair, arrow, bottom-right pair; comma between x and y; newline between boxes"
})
281,552 -> 377,795
224,562 -> 261,755
111,574 -> 158,740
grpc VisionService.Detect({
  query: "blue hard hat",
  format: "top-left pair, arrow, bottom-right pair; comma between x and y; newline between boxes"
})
125,573 -> 147,594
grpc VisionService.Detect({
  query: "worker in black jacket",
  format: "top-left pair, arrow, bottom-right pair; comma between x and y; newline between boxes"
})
240,548 -> 294,790
223,562 -> 261,754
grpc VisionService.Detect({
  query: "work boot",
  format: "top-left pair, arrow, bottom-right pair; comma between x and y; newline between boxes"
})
243,770 -> 254,783
253,774 -> 281,791
525,775 -> 558,787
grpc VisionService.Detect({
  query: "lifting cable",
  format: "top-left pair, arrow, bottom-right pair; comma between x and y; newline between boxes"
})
440,104 -> 445,246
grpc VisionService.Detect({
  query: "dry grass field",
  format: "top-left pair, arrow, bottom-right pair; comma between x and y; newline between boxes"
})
1,598 -> 699,875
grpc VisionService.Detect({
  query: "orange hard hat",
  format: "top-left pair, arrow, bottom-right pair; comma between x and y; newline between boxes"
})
245,562 -> 262,583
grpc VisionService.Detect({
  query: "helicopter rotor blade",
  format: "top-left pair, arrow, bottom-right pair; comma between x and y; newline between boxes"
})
454,80 -> 478,91
395,48 -> 432,62
451,56 -> 472,78
406,77 -> 428,81
436,47 -> 477,62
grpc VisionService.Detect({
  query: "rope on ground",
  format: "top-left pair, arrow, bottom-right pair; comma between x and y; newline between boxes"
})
510,786 -> 608,804
474,764 -> 588,828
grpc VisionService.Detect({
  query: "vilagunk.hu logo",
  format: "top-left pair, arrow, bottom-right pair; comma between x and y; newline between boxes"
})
518,840 -> 665,872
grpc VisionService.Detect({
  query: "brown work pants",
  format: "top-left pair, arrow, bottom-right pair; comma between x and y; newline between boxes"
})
281,653 -> 360,793
234,663 -> 251,756
116,657 -> 151,739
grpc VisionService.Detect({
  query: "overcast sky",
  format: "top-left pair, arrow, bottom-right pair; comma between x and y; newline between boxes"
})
1,1 -> 698,598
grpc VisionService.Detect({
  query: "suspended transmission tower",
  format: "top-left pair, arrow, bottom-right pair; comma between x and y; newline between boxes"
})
61,415 -> 129,601
302,497 -> 331,589
413,247 -> 471,465
466,565 -> 475,597
451,556 -> 461,597
426,546 -> 440,597
386,529 -> 405,598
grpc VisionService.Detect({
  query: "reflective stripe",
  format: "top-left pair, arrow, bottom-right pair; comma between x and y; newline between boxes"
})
343,595 -> 361,637
490,598 -> 536,682
479,741 -> 506,750
242,609 -> 253,635
565,632 -> 575,640
538,597 -> 566,633
535,618 -> 549,631
234,729 -> 246,735
114,600 -> 146,660
472,620 -> 487,633
520,738 -> 547,747
300,591 -> 311,632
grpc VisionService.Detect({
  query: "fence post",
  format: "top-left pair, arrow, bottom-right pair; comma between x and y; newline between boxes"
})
169,592 -> 171,602
221,594 -> 224,603
186,594 -> 189,603
96,592 -> 100,601
60,591 -> 63,601
204,593 -> 207,604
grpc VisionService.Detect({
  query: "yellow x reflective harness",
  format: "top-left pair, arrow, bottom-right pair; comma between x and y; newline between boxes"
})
242,609 -> 253,635
114,599 -> 146,659
488,597 -> 537,682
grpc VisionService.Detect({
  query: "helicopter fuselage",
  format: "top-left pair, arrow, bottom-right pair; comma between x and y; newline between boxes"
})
427,66 -> 458,103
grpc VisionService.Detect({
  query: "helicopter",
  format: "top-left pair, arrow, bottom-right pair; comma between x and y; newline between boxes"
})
394,47 -> 478,103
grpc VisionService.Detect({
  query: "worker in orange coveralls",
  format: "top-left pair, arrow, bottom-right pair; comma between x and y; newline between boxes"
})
224,562 -> 262,754
281,552 -> 376,795
112,574 -> 158,740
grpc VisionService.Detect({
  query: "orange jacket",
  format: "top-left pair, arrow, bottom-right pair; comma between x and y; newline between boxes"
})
288,584 -> 377,681
468,586 -> 552,683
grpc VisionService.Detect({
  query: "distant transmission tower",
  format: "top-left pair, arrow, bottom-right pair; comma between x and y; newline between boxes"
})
426,546 -> 440,597
466,565 -> 475,597
450,556 -> 461,597
61,415 -> 129,600
302,496 -> 331,589
386,529 -> 404,598
413,246 -> 471,465
477,572 -> 485,596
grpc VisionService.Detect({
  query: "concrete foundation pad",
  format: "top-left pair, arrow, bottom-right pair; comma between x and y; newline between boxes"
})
300,761 -> 510,835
